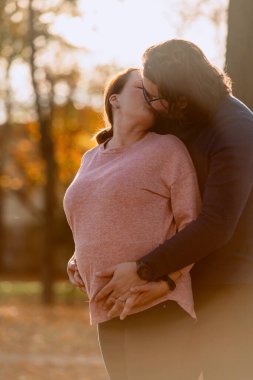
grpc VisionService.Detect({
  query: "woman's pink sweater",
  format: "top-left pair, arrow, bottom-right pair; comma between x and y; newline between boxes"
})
64,132 -> 201,325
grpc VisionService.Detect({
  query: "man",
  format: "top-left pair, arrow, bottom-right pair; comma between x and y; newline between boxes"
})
69,40 -> 253,379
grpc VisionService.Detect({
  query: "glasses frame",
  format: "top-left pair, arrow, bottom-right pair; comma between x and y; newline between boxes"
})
141,80 -> 169,114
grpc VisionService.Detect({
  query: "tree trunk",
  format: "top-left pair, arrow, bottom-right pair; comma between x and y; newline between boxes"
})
0,122 -> 10,273
225,0 -> 253,110
0,185 -> 4,272
28,0 -> 57,303
0,58 -> 14,273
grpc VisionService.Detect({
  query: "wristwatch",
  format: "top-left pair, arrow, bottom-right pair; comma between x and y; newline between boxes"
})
136,259 -> 176,290
136,259 -> 154,281
158,275 -> 176,291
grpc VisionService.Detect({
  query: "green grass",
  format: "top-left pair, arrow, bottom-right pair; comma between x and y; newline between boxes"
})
0,280 -> 87,303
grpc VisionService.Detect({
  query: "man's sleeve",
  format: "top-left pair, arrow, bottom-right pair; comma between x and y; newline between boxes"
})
141,121 -> 253,279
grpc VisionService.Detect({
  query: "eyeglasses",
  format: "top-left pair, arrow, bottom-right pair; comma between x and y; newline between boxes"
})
141,80 -> 168,113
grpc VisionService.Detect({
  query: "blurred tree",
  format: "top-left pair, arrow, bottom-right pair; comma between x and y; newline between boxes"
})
27,0 -> 86,303
0,0 -> 127,295
0,0 -> 20,272
172,0 -> 228,64
6,104 -> 101,280
28,0 -> 57,303
225,0 -> 253,110
0,0 -> 92,301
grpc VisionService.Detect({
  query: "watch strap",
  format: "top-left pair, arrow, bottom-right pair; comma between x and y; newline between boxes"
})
158,275 -> 176,290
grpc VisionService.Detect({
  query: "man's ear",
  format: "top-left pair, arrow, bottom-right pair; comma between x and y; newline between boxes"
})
177,95 -> 188,110
109,94 -> 120,109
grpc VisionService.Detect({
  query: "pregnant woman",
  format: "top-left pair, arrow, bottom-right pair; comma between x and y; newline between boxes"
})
64,68 -> 201,380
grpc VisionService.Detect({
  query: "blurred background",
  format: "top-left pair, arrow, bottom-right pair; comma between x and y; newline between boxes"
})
0,0 -> 252,379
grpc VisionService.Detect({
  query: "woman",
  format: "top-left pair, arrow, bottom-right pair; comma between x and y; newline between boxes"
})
64,68 -> 201,379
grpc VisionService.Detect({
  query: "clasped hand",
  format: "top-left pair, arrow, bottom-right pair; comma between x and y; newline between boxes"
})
67,259 -> 171,320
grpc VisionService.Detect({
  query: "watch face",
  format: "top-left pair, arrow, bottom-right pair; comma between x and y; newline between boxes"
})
137,261 -> 153,281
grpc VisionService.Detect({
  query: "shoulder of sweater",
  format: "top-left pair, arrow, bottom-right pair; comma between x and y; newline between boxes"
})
149,132 -> 188,152
148,133 -> 192,170
81,144 -> 99,162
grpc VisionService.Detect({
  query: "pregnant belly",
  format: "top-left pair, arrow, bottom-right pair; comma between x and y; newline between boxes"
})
74,238 -> 161,299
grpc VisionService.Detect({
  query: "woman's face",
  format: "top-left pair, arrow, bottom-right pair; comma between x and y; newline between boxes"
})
116,70 -> 156,129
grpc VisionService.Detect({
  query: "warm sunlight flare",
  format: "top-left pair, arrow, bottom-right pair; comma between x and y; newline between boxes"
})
52,0 -> 228,67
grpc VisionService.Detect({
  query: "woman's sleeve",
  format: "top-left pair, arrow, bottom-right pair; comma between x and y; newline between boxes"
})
170,173 -> 201,233
160,136 -> 201,232
170,171 -> 201,275
161,139 -> 201,274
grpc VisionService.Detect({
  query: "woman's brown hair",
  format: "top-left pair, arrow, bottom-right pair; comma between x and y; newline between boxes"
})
95,68 -> 138,144
143,39 -> 232,124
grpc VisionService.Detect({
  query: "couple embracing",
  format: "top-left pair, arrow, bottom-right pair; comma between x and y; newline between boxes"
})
64,39 -> 253,380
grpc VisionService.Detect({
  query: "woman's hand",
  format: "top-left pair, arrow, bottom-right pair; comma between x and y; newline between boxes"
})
106,280 -> 171,320
94,262 -> 146,303
67,256 -> 86,292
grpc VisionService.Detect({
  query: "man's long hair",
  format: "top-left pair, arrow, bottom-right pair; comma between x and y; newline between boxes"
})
143,39 -> 232,124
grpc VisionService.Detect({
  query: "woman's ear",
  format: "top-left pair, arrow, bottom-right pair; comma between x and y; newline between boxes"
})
109,94 -> 120,109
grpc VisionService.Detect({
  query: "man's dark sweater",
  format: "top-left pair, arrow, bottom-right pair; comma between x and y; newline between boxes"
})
142,96 -> 253,287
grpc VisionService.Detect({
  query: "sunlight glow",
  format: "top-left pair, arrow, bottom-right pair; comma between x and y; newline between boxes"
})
0,0 -> 229,124
52,0 -> 178,66
10,61 -> 34,104
50,0 -> 228,68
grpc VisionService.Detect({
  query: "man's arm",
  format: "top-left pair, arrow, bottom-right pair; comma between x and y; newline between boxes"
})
140,120 -> 253,279
95,118 -> 253,302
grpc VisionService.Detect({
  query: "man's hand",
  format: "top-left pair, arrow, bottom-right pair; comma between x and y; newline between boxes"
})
106,280 -> 171,320
67,256 -> 85,292
94,262 -> 146,303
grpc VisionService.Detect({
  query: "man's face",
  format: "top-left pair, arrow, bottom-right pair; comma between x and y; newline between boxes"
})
142,76 -> 169,115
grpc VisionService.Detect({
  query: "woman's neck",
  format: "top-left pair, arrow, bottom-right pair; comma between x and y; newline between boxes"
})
106,121 -> 149,149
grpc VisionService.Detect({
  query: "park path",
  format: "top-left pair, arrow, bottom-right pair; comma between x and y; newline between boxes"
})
0,300 -> 108,380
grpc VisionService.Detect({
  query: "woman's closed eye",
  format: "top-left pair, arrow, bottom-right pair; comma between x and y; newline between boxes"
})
146,91 -> 159,101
